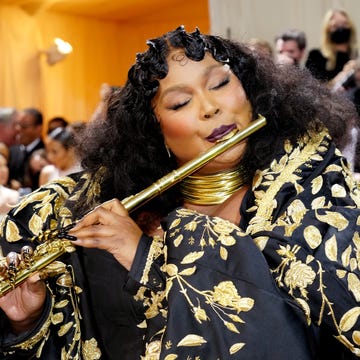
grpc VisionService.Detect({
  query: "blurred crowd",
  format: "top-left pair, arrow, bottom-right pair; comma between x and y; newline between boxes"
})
1,8 -> 360,220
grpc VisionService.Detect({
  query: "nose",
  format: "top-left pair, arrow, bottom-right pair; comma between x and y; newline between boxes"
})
204,108 -> 220,119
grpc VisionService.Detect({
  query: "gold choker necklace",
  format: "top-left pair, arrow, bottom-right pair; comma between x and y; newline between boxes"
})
180,166 -> 247,205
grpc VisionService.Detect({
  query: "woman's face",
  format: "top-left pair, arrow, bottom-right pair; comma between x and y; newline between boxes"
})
45,138 -> 73,170
0,154 -> 9,186
153,51 -> 253,174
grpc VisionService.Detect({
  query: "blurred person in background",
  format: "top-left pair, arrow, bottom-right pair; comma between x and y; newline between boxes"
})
0,153 -> 19,221
8,108 -> 44,192
47,116 -> 69,134
0,108 -> 17,148
39,127 -> 82,186
305,8 -> 358,89
275,29 -> 307,66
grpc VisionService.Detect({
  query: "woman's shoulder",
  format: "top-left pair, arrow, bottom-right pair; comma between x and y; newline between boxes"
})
39,164 -> 58,185
1,186 -> 19,203
306,48 -> 325,60
41,164 -> 57,176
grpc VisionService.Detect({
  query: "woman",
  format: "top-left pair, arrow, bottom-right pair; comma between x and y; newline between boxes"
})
39,127 -> 82,186
305,8 -> 358,88
0,153 -> 19,220
0,27 -> 359,359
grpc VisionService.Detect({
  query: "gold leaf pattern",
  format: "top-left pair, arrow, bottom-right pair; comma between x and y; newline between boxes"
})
180,251 -> 204,264
303,225 -> 322,249
353,331 -> 360,345
220,246 -> 228,260
315,210 -> 349,231
38,203 -> 53,222
224,321 -> 240,333
173,234 -> 183,247
311,176 -> 323,195
348,273 -> 360,301
5,219 -> 21,242
54,300 -> 69,308
164,355 -> 178,360
178,266 -> 196,276
311,196 -> 326,209
339,307 -> 360,332
342,245 -> 352,268
177,334 -> 207,347
295,298 -> 311,325
325,235 -> 338,261
169,218 -> 181,229
58,321 -> 73,337
229,342 -> 245,354
253,236 -> 269,251
331,184 -> 347,198
51,312 -> 64,325
28,213 -> 43,235
13,189 -> 51,215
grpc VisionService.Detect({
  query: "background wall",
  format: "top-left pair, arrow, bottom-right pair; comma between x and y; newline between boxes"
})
3,0 -> 360,129
210,0 -> 360,59
0,1 -> 209,127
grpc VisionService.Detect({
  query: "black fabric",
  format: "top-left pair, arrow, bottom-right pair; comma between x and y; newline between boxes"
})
8,139 -> 45,190
305,49 -> 350,81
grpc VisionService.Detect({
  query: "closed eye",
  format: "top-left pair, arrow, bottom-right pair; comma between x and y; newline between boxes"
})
169,99 -> 190,110
210,77 -> 230,90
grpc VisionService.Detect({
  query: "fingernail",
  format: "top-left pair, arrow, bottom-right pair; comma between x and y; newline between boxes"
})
63,234 -> 77,241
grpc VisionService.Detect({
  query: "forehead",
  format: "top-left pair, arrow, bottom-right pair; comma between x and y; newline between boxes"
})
330,12 -> 349,25
162,51 -> 221,80
46,137 -> 62,146
17,112 -> 32,122
276,39 -> 299,51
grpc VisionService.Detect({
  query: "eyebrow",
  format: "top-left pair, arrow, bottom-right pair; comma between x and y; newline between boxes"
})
158,63 -> 225,101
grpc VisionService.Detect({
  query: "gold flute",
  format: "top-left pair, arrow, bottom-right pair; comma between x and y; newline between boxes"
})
0,115 -> 266,297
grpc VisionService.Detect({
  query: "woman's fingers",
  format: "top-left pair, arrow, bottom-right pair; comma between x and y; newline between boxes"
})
70,199 -> 126,231
67,198 -> 142,269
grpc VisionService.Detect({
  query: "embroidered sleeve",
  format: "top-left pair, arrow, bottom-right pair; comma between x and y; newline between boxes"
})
127,234 -> 166,293
0,176 -> 86,358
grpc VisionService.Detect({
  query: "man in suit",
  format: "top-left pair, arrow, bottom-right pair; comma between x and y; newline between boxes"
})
8,108 -> 44,193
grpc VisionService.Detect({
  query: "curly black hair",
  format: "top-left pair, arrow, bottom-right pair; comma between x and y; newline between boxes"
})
76,26 -> 357,221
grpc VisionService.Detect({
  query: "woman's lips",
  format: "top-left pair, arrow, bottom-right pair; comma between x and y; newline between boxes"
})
205,124 -> 237,143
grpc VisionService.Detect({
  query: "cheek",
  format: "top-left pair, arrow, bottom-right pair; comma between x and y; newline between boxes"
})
160,116 -> 196,142
0,167 -> 8,180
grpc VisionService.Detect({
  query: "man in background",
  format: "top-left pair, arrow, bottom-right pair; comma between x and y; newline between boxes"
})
8,108 -> 44,193
0,108 -> 17,148
275,29 -> 307,66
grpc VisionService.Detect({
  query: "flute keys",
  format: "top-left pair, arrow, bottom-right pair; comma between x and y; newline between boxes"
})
21,245 -> 33,266
6,252 -> 20,268
6,252 -> 19,288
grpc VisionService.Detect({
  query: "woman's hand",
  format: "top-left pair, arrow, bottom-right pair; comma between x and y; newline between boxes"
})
69,198 -> 142,270
0,273 -> 47,334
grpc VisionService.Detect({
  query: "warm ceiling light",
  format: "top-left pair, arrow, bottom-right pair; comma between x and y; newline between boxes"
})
45,37 -> 73,66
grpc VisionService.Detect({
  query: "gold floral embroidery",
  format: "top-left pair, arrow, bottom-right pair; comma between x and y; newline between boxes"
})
140,235 -> 165,285
14,285 -> 55,351
82,338 -> 102,360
